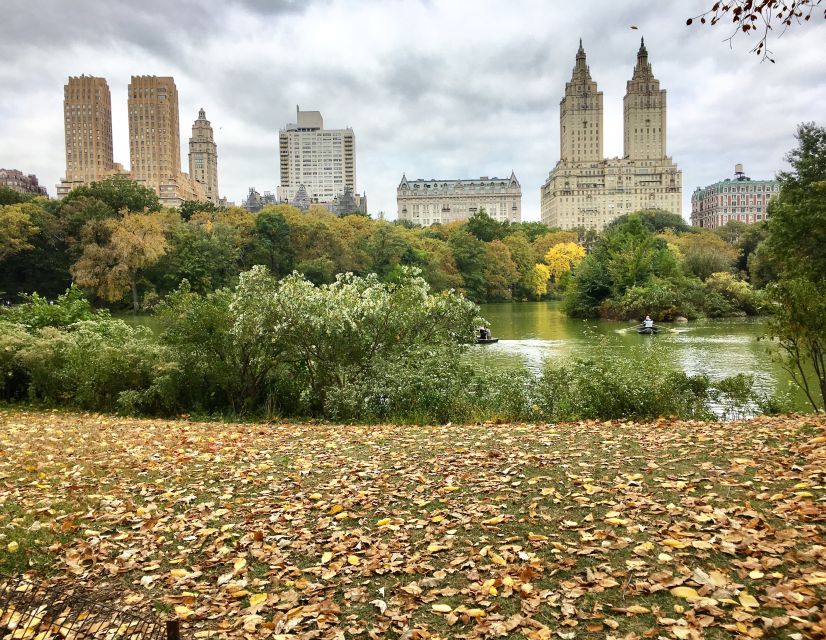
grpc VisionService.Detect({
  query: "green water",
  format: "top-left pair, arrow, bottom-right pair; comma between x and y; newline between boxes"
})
474,301 -> 808,410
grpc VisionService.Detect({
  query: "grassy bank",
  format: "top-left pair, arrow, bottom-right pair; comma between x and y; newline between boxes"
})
1,409 -> 824,639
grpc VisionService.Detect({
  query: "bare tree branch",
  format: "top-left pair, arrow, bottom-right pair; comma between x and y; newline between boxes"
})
687,1 -> 825,62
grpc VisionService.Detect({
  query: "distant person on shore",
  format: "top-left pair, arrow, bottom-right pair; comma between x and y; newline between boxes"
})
643,315 -> 654,329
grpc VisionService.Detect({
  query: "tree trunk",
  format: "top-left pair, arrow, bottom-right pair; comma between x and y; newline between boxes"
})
130,273 -> 140,314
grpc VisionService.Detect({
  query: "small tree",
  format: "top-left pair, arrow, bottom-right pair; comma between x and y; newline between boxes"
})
71,212 -> 168,312
544,242 -> 586,281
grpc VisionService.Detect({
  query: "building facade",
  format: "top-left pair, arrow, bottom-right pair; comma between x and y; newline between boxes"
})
188,108 -> 219,203
1,169 -> 48,196
396,173 -> 522,225
277,107 -> 357,205
128,75 -> 181,192
57,76 -> 120,197
691,165 -> 779,229
540,40 -> 682,230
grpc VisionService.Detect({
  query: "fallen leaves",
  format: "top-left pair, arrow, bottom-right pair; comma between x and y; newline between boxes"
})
1,409 -> 824,639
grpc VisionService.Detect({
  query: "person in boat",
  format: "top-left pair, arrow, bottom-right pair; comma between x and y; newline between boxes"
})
643,315 -> 654,330
478,327 -> 490,340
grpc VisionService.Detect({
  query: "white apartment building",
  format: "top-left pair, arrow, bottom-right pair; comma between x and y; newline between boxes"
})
396,173 -> 522,225
277,107 -> 356,205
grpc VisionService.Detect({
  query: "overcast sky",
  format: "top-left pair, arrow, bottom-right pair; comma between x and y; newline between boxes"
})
1,0 -> 824,220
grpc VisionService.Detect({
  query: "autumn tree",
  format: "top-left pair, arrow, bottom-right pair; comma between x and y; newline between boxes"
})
526,263 -> 551,298
673,230 -> 739,280
71,212 -> 168,312
544,242 -> 586,281
0,202 -> 40,262
482,240 -> 519,300
687,0 -> 825,61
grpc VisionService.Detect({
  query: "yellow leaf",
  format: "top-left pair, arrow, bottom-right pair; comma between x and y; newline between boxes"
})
662,538 -> 689,549
748,570 -> 764,579
465,608 -> 485,618
670,586 -> 700,600
335,511 -> 349,520
347,554 -> 361,566
739,592 -> 759,608
249,593 -> 267,608
489,552 -> 507,566
633,542 -> 654,556
321,551 -> 333,564
233,557 -> 247,572
169,568 -> 188,578
376,517 -> 392,526
329,504 -> 344,515
432,604 -> 452,613
309,493 -> 322,500
482,515 -> 504,525
692,540 -> 713,550
174,605 -> 195,620
626,605 -> 650,614
528,532 -> 547,541
431,515 -> 444,523
7,541 -> 19,553
427,543 -> 448,552
444,485 -> 460,492
605,517 -> 629,526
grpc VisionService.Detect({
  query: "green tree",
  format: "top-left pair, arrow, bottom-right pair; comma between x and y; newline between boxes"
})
0,187 -> 37,205
178,199 -> 218,221
251,209 -> 294,276
151,219 -> 240,294
62,175 -> 161,213
762,123 -> 826,412
448,229 -> 488,301
765,122 -> 826,279
465,209 -> 507,242
606,209 -> 689,234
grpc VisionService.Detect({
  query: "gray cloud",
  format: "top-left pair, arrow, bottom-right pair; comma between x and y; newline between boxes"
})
1,0 -> 824,219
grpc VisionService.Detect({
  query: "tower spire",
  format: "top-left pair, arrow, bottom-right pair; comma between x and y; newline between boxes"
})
638,36 -> 648,59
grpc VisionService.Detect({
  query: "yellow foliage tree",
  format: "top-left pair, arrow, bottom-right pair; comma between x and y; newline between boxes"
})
0,203 -> 40,262
544,242 -> 586,280
527,263 -> 551,298
71,212 -> 168,312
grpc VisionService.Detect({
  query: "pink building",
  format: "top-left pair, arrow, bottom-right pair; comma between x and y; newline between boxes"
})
691,165 -> 778,229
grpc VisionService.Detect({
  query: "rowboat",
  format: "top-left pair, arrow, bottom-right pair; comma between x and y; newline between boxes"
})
476,337 -> 500,344
637,326 -> 659,335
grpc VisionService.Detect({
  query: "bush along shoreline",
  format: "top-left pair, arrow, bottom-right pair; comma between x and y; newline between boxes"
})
0,270 -> 787,424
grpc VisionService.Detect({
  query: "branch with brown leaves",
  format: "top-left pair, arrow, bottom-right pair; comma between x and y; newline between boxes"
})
687,0 -> 825,61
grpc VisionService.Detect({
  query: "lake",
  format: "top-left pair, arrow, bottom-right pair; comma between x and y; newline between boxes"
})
474,301 -> 808,410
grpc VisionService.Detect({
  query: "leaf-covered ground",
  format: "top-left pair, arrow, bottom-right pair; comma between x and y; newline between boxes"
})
0,409 -> 824,640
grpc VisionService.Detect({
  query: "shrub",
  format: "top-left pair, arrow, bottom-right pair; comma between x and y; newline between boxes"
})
1,285 -> 107,330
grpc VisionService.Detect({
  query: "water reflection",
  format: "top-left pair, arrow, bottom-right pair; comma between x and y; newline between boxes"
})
470,301 -> 807,410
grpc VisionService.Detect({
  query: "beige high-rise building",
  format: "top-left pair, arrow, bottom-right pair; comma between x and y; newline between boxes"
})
188,108 -> 219,203
57,76 -> 119,197
128,76 -> 181,192
541,40 -> 682,230
277,107 -> 357,205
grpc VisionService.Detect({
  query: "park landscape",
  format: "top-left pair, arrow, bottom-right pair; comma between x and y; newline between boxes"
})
1,1 -> 826,639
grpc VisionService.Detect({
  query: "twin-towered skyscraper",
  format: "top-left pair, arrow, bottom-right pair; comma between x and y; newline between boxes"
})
58,75 -> 219,207
541,39 -> 682,230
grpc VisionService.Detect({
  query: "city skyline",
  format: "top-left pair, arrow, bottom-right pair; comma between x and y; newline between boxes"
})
1,0 -> 824,218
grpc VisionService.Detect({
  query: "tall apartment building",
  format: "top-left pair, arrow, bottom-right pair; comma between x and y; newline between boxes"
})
396,173 -> 522,225
277,107 -> 357,206
56,76 -> 120,197
540,40 -> 682,230
691,165 -> 779,229
127,76 -> 206,207
1,169 -> 48,196
128,76 -> 181,191
188,108 -> 219,203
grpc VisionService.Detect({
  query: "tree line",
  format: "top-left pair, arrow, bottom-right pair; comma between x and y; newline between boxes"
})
0,176 -> 775,317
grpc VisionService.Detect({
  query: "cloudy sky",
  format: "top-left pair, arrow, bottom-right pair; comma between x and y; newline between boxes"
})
1,0 -> 824,220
